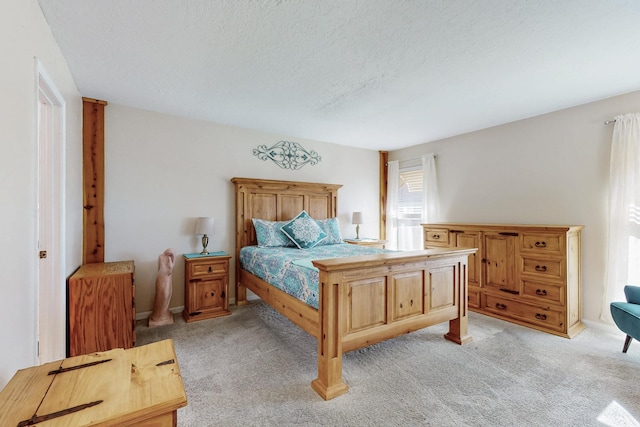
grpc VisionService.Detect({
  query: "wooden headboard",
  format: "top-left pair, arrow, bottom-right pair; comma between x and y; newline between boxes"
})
231,177 -> 342,252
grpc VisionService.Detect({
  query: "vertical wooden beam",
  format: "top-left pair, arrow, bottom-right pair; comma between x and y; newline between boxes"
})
379,151 -> 388,240
82,97 -> 108,264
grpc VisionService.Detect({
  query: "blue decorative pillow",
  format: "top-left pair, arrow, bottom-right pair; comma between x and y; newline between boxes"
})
315,217 -> 344,245
252,218 -> 296,247
281,211 -> 327,249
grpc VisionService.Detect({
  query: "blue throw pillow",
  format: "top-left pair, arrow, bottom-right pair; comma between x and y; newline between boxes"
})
252,218 -> 296,247
281,211 -> 327,249
315,217 -> 344,245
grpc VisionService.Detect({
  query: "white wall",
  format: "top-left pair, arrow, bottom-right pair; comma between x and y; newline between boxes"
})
0,0 -> 82,387
104,105 -> 380,315
390,90 -> 640,325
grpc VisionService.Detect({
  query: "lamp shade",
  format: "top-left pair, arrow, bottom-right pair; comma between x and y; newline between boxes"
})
194,217 -> 215,235
351,212 -> 364,225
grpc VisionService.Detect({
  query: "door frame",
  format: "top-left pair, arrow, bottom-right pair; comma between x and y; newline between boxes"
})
35,59 -> 66,363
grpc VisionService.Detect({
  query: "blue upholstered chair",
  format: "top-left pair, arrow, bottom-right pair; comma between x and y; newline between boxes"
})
610,285 -> 640,353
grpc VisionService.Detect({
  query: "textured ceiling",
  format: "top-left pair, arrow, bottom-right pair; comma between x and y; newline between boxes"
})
37,0 -> 640,150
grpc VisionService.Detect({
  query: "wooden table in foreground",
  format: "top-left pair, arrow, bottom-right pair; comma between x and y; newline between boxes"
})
0,339 -> 187,426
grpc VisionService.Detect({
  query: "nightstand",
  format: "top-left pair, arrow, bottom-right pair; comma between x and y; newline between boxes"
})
344,238 -> 387,249
183,252 -> 232,322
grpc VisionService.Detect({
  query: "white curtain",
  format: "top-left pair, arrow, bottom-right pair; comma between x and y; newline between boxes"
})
422,154 -> 440,223
601,113 -> 640,322
386,155 -> 440,251
385,160 -> 399,250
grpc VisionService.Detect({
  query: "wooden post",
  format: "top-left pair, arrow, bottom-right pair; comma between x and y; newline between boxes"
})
444,257 -> 473,345
379,151 -> 388,240
82,97 -> 107,264
311,277 -> 348,400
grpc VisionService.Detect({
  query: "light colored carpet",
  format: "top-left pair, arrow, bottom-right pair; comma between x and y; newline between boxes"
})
136,302 -> 640,427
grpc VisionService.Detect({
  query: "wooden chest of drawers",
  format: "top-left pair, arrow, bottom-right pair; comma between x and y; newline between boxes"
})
422,223 -> 584,338
67,261 -> 135,356
182,254 -> 231,322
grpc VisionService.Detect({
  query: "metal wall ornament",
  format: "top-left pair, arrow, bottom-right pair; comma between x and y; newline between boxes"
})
253,141 -> 322,170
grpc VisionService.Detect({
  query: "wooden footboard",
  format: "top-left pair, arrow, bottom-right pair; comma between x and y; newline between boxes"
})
237,247 -> 475,400
310,247 -> 474,400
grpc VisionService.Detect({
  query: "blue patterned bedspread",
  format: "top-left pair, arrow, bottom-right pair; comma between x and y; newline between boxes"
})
239,243 -> 386,309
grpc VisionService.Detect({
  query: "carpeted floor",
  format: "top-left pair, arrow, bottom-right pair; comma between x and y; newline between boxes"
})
137,302 -> 640,427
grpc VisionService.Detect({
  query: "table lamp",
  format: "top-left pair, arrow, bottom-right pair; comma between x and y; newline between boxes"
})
195,217 -> 215,254
352,211 -> 363,240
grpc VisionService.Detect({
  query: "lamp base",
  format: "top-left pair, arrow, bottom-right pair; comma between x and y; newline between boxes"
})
200,234 -> 209,255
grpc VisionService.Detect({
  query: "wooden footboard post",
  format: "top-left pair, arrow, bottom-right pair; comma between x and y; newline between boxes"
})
311,275 -> 348,400
236,285 -> 248,305
444,258 -> 473,345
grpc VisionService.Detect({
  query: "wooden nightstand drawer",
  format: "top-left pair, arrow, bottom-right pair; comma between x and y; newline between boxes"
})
190,259 -> 228,277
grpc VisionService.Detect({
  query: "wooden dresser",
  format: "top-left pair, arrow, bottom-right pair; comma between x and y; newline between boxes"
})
422,223 -> 584,338
67,261 -> 135,356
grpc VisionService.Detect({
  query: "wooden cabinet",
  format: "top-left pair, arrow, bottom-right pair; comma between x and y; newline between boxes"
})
183,254 -> 231,322
344,238 -> 386,249
422,227 -> 483,309
67,261 -> 135,357
423,223 -> 584,338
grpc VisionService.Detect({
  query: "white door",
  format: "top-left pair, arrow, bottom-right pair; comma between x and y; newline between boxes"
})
36,61 -> 66,363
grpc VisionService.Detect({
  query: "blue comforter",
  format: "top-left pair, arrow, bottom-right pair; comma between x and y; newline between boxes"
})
239,243 -> 386,309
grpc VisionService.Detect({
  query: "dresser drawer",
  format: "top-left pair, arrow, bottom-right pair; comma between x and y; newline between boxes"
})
190,259 -> 228,277
424,228 -> 449,246
520,233 -> 564,254
485,294 -> 565,332
520,256 -> 563,281
521,280 -> 565,305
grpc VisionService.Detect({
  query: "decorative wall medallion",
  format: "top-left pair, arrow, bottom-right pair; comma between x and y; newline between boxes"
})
253,141 -> 321,170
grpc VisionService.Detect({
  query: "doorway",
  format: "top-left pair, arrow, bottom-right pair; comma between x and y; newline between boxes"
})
36,60 -> 66,363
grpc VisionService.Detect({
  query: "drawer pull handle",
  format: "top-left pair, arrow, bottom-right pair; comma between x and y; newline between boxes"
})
210,292 -> 215,297
495,303 -> 507,310
535,265 -> 547,272
536,289 -> 547,296
432,234 -> 440,239
535,241 -> 547,248
208,267 -> 212,273
535,313 -> 547,321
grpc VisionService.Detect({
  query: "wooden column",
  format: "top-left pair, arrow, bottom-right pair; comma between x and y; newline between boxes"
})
82,97 -> 108,264
379,151 -> 388,240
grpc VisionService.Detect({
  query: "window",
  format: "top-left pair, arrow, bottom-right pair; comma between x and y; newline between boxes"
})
398,167 -> 423,227
396,164 -> 424,250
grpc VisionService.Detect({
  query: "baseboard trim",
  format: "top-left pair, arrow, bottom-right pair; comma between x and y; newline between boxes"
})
136,306 -> 184,321
135,297 -> 242,321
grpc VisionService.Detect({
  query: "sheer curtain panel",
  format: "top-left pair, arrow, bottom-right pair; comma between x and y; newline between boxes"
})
602,113 -> 640,322
385,160 -> 399,250
422,154 -> 440,223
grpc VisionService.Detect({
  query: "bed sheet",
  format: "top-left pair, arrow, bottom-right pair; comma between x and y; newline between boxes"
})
239,243 -> 386,309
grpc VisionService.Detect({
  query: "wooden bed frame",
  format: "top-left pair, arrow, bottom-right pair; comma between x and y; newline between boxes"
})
231,177 -> 475,400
